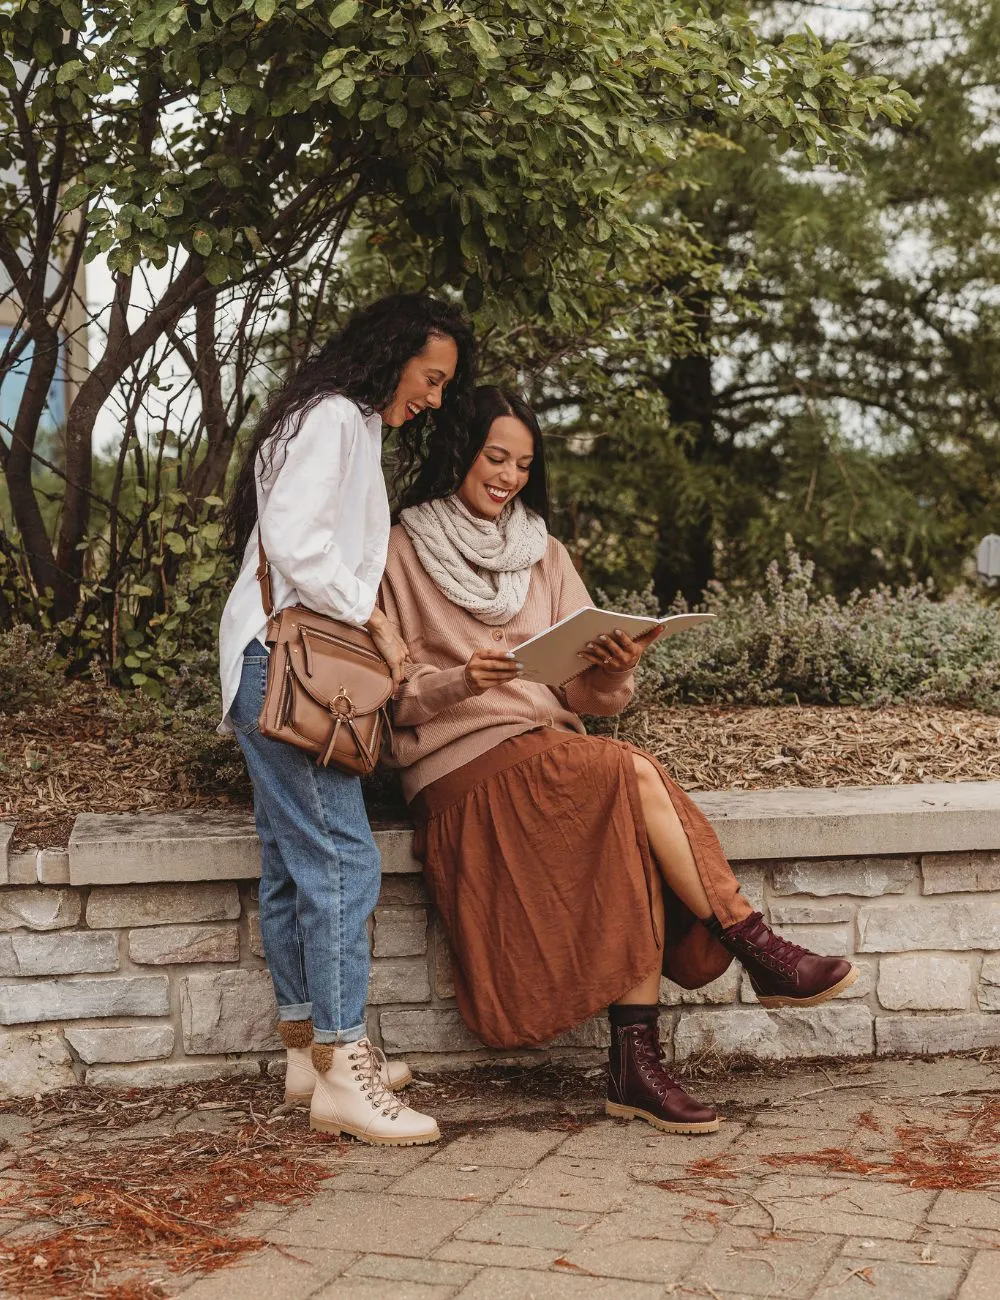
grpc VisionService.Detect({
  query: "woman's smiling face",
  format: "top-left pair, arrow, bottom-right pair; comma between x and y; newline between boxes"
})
457,415 -> 535,520
381,332 -> 459,428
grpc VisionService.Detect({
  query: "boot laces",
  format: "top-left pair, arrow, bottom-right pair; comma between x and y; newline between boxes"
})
738,913 -> 809,968
630,1024 -> 682,1099
352,1040 -> 404,1119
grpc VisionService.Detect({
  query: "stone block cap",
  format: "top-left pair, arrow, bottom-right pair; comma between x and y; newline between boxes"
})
66,813 -> 422,886
11,779 -> 995,888
695,780 -> 1000,861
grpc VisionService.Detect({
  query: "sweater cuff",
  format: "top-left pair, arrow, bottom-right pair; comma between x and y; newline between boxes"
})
395,663 -> 476,724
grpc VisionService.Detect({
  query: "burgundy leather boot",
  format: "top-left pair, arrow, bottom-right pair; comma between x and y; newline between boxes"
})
718,912 -> 858,1007
606,1008 -> 719,1135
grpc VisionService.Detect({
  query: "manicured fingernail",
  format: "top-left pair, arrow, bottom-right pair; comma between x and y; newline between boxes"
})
504,651 -> 515,659
515,661 -> 525,669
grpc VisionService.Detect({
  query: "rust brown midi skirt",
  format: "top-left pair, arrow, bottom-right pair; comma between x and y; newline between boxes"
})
409,727 -> 752,1049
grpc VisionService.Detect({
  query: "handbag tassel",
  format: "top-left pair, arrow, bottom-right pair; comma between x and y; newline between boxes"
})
318,716 -> 344,768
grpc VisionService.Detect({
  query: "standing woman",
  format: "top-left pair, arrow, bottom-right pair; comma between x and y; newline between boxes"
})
219,293 -> 475,1146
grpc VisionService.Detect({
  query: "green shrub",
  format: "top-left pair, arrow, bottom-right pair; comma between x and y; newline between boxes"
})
634,545 -> 1000,712
0,624 -> 67,713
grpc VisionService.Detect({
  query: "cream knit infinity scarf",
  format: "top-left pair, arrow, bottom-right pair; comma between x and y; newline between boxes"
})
399,494 -> 548,625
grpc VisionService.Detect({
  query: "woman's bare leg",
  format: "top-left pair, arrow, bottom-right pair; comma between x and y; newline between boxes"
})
632,754 -> 714,920
615,866 -> 664,1004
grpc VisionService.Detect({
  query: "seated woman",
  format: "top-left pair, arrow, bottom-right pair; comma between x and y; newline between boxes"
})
379,387 -> 857,1135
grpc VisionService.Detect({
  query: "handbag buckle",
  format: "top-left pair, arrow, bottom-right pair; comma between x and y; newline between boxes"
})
331,692 -> 355,719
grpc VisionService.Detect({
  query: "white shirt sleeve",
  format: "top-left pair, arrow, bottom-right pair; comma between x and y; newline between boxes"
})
258,398 -> 377,626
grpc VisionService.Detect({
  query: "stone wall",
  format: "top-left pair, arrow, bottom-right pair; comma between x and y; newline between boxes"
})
2,781 -> 1000,1096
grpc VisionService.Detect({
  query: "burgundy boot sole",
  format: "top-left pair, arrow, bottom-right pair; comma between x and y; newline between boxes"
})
606,1100 -> 721,1134
756,964 -> 859,1008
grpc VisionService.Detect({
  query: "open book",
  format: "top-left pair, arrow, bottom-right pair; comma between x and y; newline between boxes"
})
511,607 -> 715,687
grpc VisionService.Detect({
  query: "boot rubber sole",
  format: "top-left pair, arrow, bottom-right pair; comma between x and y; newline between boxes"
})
605,1100 -> 720,1135
309,1114 -> 440,1146
756,964 -> 859,1009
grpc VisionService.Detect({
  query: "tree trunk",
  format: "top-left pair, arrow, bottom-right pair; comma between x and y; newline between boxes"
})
51,260 -> 207,617
652,349 -> 719,606
2,325 -> 62,600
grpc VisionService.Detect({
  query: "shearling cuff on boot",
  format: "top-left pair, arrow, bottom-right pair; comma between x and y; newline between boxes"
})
311,1043 -> 335,1073
277,1018 -> 313,1049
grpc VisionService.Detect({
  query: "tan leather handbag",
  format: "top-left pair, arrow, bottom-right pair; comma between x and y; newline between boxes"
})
255,540 -> 392,775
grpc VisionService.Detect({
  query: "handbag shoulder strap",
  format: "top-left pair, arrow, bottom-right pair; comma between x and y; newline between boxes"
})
256,533 -> 275,620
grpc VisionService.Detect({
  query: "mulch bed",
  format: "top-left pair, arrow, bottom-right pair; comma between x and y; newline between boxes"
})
3,684 -> 1000,850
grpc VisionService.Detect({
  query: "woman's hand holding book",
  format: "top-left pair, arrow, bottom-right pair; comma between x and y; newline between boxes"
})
578,626 -> 663,675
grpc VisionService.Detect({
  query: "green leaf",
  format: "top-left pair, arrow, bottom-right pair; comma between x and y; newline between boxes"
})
132,10 -> 159,41
192,227 -> 214,255
204,251 -> 232,285
164,532 -> 188,554
329,0 -> 358,28
406,163 -> 425,194
61,183 -> 90,210
329,76 -> 355,105
226,84 -> 253,115
219,163 -> 243,188
386,103 -> 407,129
56,59 -> 83,84
158,192 -> 184,217
420,11 -> 452,31
60,0 -> 84,28
255,0 -> 276,18
466,19 -> 498,64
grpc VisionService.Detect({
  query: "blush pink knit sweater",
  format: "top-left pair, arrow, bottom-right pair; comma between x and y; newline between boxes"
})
378,524 -> 635,801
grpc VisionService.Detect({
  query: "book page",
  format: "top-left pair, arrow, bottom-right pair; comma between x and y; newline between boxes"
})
512,607 -> 714,687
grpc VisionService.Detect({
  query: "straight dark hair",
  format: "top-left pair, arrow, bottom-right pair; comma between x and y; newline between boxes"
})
224,292 -> 476,557
396,385 -> 549,523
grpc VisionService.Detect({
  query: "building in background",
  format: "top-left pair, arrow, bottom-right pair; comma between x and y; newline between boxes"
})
0,257 -> 89,466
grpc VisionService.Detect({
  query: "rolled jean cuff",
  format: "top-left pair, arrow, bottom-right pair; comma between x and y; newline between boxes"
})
313,1021 -> 367,1045
277,1002 -> 313,1022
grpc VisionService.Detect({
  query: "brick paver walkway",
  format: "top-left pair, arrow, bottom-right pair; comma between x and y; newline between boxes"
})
2,1055 -> 998,1298
166,1055 -> 999,1300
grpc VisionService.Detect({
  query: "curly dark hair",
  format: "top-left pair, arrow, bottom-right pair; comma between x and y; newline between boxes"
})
225,292 -> 476,556
395,385 -> 549,522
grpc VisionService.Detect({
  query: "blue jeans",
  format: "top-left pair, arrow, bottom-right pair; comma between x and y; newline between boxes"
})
229,640 -> 381,1044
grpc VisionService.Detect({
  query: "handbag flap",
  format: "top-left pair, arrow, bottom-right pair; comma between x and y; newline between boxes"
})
284,624 -> 392,716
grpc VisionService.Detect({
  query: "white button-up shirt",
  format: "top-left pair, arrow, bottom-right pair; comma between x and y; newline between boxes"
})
217,395 -> 390,731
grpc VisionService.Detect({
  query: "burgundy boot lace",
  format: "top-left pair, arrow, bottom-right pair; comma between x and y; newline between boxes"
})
732,913 -> 810,970
629,1023 -> 682,1099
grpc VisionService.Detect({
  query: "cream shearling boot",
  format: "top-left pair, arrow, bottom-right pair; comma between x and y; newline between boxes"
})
278,1020 -> 412,1106
309,1039 -> 440,1145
